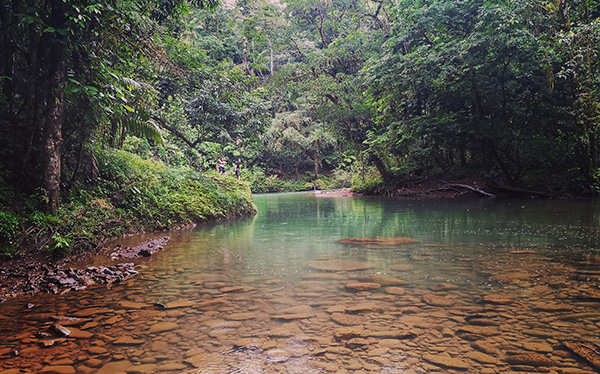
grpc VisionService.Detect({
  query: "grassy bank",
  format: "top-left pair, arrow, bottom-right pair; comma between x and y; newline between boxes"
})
0,149 -> 256,258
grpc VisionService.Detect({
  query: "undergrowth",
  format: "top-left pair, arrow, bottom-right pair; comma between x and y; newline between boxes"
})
0,149 -> 255,258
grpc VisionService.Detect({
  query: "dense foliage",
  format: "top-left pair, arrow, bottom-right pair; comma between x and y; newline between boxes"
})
1,0 -> 599,255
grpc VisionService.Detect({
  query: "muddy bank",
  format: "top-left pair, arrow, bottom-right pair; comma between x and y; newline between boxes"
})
0,236 -> 170,301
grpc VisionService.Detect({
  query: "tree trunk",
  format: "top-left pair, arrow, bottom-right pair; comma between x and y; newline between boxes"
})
370,154 -> 393,183
313,150 -> 319,177
42,0 -> 67,214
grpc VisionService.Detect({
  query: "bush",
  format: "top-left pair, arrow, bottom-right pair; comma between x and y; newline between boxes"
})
0,211 -> 21,256
351,168 -> 384,194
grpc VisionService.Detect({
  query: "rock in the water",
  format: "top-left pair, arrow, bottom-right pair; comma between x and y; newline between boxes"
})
489,272 -> 534,284
113,336 -> 144,345
564,341 -> 600,369
357,275 -> 408,286
95,360 -> 133,374
481,294 -> 517,304
423,354 -> 472,370
147,322 -> 178,333
39,366 -> 76,374
307,260 -> 374,272
345,282 -> 381,291
421,293 -> 455,306
385,286 -> 406,295
504,353 -> 554,367
331,312 -> 362,326
338,237 -> 419,246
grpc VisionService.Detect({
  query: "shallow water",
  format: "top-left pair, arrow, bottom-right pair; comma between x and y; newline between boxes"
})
2,193 -> 600,373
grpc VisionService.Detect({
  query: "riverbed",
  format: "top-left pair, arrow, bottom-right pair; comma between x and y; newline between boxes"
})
1,193 -> 600,373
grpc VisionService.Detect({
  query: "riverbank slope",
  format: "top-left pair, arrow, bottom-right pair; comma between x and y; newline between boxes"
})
0,149 -> 256,298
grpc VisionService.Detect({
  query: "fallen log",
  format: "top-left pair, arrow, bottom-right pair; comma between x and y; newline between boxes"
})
442,183 -> 496,198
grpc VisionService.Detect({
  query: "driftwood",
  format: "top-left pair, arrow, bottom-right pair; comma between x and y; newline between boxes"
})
488,181 -> 555,198
564,341 -> 600,369
443,183 -> 496,198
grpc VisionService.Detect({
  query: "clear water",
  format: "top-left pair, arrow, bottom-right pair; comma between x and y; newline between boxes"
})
1,192 -> 600,373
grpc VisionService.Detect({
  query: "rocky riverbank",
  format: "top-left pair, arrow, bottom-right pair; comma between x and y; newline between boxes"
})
0,236 -> 170,300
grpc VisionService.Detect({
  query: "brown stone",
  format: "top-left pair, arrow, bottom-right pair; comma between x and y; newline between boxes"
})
331,313 -> 362,326
423,354 -> 472,370
113,336 -> 144,345
504,353 -> 554,367
421,294 -> 455,306
385,286 -> 406,295
164,299 -> 194,309
147,322 -> 178,333
118,301 -> 146,309
357,275 -> 408,286
39,366 -> 76,374
334,328 -> 367,341
185,352 -> 224,368
95,360 -> 133,374
489,272 -> 534,284
307,260 -> 374,272
457,326 -> 500,336
338,237 -> 419,246
345,282 -> 381,291
481,294 -> 517,304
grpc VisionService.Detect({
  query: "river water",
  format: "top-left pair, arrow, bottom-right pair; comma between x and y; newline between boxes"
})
1,192 -> 600,373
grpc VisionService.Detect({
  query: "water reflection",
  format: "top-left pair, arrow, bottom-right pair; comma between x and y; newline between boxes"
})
1,193 -> 600,373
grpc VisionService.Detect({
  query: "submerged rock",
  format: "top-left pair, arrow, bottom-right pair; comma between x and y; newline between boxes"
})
307,260 -> 375,272
345,282 -> 381,291
504,353 -> 554,367
338,237 -> 419,246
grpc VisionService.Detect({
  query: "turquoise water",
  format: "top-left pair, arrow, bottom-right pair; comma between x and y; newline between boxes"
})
1,192 -> 600,373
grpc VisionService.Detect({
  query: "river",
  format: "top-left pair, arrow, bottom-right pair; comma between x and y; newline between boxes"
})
1,192 -> 600,373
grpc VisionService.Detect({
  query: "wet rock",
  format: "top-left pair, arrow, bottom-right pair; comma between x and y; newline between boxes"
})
156,363 -> 189,371
84,358 -> 103,368
457,326 -> 500,336
39,366 -> 76,374
67,327 -> 93,339
532,302 -> 574,312
51,324 -> 71,337
357,275 -> 408,286
345,282 -> 381,291
307,260 -> 374,272
389,264 -> 414,271
421,293 -> 455,306
265,349 -> 291,362
423,354 -> 472,370
110,236 -> 169,260
346,303 -> 383,313
95,360 -> 133,374
125,363 -> 157,373
118,301 -> 147,309
489,272 -> 534,284
331,313 -> 362,326
564,341 -> 600,369
113,336 -> 144,345
345,338 -> 370,348
334,328 -> 367,341
147,322 -> 178,333
481,294 -> 517,304
504,353 -> 554,367
465,350 -> 497,364
522,341 -> 554,353
385,286 -> 406,295
234,338 -> 263,350
338,237 -> 419,246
